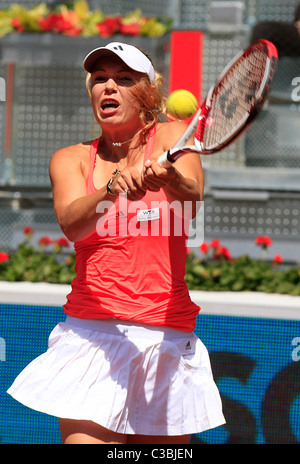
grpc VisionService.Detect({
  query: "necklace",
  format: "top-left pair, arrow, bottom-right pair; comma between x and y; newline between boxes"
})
111,136 -> 135,147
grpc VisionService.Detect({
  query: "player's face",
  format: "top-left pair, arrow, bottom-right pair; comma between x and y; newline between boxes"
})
90,56 -> 144,129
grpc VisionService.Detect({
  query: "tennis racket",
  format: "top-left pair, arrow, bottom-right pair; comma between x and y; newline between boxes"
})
157,39 -> 278,167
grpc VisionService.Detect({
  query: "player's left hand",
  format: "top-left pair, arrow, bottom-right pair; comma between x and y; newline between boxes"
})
142,158 -> 176,192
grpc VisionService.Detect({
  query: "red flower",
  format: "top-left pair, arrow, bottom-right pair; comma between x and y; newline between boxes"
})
23,226 -> 33,236
119,23 -> 141,36
219,246 -> 233,261
199,242 -> 209,254
273,254 -> 283,264
38,236 -> 52,247
0,251 -> 9,263
38,13 -> 56,32
11,18 -> 25,33
55,237 -> 70,248
97,17 -> 121,37
210,239 -> 220,249
65,26 -> 82,36
255,236 -> 273,248
38,12 -> 82,36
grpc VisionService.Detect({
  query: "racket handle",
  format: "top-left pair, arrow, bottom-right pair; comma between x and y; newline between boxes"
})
157,150 -> 174,168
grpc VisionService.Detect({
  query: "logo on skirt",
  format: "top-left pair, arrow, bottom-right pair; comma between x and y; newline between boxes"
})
185,341 -> 192,351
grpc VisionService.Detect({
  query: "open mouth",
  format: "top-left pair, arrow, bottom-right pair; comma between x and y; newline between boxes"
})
101,99 -> 120,112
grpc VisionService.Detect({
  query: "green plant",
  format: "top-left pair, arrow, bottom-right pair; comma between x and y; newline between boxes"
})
185,238 -> 300,296
0,227 -> 75,284
1,230 -> 300,296
0,1 -> 172,38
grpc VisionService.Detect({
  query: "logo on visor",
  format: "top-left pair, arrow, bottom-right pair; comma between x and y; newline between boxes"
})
113,45 -> 124,51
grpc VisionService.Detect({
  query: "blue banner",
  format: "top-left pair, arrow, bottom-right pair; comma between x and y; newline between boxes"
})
1,303 -> 300,443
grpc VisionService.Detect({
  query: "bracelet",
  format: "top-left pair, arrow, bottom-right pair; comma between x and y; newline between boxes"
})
106,177 -> 114,195
106,170 -> 120,195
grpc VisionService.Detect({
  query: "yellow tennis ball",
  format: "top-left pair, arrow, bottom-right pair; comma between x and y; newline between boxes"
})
167,90 -> 198,120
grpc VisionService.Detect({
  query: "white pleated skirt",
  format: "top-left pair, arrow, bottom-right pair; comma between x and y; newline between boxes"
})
7,316 -> 225,436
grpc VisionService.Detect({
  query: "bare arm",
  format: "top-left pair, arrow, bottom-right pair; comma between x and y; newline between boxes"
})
49,144 -> 148,242
49,145 -> 112,242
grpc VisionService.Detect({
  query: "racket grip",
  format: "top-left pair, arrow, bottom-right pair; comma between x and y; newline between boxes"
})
157,150 -> 174,168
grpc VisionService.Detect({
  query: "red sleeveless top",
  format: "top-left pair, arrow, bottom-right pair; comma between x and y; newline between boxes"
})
63,126 -> 200,331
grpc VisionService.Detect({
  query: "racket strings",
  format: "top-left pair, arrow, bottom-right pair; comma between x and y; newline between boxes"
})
201,46 -> 269,151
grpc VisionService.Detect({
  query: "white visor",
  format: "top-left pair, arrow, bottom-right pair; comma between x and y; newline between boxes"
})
83,42 -> 156,84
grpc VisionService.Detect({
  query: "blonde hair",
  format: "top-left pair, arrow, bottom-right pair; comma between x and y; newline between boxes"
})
128,71 -> 167,141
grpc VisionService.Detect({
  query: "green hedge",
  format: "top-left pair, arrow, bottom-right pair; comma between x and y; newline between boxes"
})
186,253 -> 300,295
1,230 -> 300,295
186,238 -> 300,296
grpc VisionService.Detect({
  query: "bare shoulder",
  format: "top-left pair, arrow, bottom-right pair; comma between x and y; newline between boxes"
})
49,141 -> 93,176
50,141 -> 91,165
154,121 -> 188,151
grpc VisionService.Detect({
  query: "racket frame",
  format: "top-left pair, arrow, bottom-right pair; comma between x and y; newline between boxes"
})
159,39 -> 278,166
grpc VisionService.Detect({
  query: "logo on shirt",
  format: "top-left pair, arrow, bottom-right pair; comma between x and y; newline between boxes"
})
137,207 -> 160,222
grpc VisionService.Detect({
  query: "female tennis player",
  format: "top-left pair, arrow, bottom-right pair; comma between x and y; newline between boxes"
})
7,42 -> 225,444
